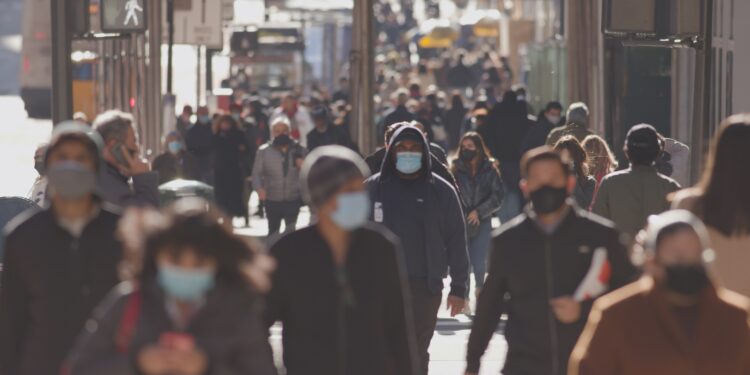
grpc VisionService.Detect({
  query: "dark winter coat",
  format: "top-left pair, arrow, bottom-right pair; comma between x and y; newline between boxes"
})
520,114 -> 561,156
365,126 -> 469,298
98,163 -> 160,208
213,129 -> 248,217
466,207 -> 638,375
66,281 -> 276,375
486,93 -> 531,162
152,151 -> 200,185
0,205 -> 123,375
266,224 -> 418,375
306,124 -> 352,151
452,159 -> 504,220
383,105 -> 415,128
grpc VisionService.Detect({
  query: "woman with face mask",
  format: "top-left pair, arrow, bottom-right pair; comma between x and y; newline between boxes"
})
570,210 -> 750,375
66,198 -> 276,375
451,132 -> 504,304
266,145 -> 419,375
152,131 -> 199,185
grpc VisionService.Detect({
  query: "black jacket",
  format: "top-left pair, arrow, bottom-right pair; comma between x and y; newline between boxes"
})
366,126 -> 469,298
452,159 -> 505,220
0,205 -> 123,375
466,206 -> 637,375
306,124 -> 353,151
383,105 -> 415,128
520,114 -> 561,156
152,151 -> 200,185
266,224 -> 418,375
67,281 -> 276,375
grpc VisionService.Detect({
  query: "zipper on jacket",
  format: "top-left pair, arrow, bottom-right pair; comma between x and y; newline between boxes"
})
543,239 -> 561,375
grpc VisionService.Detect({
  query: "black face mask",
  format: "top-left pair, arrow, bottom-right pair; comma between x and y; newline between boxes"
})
34,161 -> 46,175
529,185 -> 568,214
664,264 -> 710,296
460,149 -> 477,162
273,134 -> 292,147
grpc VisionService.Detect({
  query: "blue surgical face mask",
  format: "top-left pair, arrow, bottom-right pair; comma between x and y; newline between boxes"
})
167,141 -> 183,154
396,152 -> 422,174
47,160 -> 96,200
157,263 -> 216,302
330,191 -> 371,231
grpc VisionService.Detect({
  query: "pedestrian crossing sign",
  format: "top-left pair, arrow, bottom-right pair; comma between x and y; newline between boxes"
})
101,0 -> 147,33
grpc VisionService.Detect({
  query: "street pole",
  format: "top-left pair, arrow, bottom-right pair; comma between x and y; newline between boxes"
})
690,0 -> 714,183
351,0 -> 375,154
50,0 -> 73,124
167,0 -> 175,94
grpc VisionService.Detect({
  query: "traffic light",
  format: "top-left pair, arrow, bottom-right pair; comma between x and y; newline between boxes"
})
603,0 -> 701,39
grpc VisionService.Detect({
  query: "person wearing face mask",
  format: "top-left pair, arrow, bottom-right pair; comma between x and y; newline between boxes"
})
252,117 -> 307,237
270,94 -> 314,148
365,125 -> 469,375
176,105 -> 194,138
451,132 -> 504,307
0,123 -> 124,375
211,115 -> 248,222
306,106 -> 352,151
520,101 -> 564,156
66,199 -> 276,375
569,210 -> 750,375
185,106 -> 216,184
95,110 -> 160,208
465,147 -> 637,375
266,146 -> 418,375
28,142 -> 49,206
546,102 -> 594,146
152,131 -> 199,185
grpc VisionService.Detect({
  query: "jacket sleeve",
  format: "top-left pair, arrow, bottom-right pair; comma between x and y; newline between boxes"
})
129,172 -> 160,207
477,169 -> 505,219
568,301 -> 621,375
591,179 -> 611,220
0,235 -> 29,375
383,234 -> 420,375
67,291 -> 133,375
444,184 -> 470,298
605,228 -> 638,290
251,149 -> 265,192
216,301 -> 277,375
466,238 -> 508,373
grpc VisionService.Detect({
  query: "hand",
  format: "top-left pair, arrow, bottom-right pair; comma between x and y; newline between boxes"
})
257,188 -> 267,201
137,345 -> 175,375
550,296 -> 581,324
446,295 -> 467,317
171,348 -> 209,375
119,145 -> 150,176
467,210 -> 480,226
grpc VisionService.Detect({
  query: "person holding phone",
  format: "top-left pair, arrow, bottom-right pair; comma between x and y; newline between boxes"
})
66,199 -> 276,375
94,110 -> 160,208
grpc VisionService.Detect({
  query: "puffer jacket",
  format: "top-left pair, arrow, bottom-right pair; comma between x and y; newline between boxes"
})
452,159 -> 504,220
252,141 -> 307,202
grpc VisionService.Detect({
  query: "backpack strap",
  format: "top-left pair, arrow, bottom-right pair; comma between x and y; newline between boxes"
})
115,290 -> 143,354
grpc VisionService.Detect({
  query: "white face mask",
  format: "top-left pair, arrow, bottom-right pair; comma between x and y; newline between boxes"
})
546,115 -> 561,124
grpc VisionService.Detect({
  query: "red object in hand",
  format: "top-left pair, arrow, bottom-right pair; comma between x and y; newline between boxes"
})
159,332 -> 196,351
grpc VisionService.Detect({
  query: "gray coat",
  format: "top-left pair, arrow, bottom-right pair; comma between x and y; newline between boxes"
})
98,163 -> 160,208
67,282 -> 276,375
252,142 -> 307,202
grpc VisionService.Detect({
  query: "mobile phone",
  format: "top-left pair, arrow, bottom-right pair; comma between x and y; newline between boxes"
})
111,142 -> 129,166
159,332 -> 195,351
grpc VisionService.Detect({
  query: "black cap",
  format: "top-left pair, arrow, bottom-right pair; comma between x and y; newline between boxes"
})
311,106 -> 328,120
626,124 -> 660,152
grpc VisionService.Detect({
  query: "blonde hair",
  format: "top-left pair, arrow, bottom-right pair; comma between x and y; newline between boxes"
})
582,135 -> 618,178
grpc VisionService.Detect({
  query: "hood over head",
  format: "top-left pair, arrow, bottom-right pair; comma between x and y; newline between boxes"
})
380,124 -> 433,180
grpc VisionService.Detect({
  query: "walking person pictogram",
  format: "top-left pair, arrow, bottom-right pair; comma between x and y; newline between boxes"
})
124,0 -> 142,26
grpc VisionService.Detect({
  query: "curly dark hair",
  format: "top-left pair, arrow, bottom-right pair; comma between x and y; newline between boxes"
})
118,199 -> 267,291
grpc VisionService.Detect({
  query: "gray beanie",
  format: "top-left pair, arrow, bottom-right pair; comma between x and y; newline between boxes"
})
566,102 -> 590,126
300,145 -> 371,208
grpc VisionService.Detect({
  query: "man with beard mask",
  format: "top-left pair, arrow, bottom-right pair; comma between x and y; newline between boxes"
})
252,117 -> 307,237
570,210 -> 750,375
0,123 -> 123,375
466,147 -> 637,375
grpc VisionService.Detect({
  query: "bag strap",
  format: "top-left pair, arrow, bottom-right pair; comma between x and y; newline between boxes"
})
115,290 -> 143,354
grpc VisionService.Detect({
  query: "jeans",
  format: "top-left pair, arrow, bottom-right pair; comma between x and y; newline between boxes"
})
265,200 -> 301,236
409,280 -> 442,375
468,219 -> 492,291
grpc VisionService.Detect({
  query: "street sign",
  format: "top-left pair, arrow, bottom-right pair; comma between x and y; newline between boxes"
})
101,0 -> 147,33
165,0 -> 223,48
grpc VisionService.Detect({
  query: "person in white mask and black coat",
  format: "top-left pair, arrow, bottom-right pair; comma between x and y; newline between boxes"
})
266,145 -> 419,375
0,123 -> 123,375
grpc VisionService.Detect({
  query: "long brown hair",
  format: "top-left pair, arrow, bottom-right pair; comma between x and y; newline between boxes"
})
553,135 -> 589,185
582,135 -> 618,179
452,131 -> 495,174
695,115 -> 750,236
